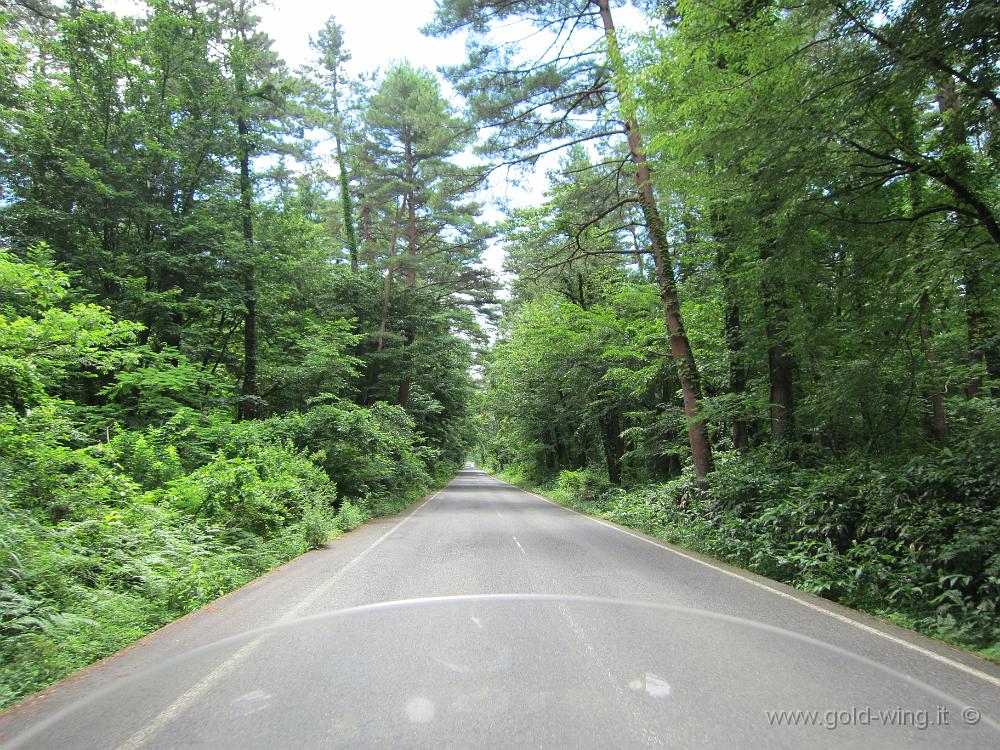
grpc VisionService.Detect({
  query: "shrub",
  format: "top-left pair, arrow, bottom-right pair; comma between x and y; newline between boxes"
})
164,444 -> 335,538
106,432 -> 183,489
300,502 -> 336,549
335,499 -> 366,532
551,468 -> 610,504
246,400 -> 434,505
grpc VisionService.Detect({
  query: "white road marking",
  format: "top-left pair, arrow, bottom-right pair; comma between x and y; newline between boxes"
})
498,478 -> 1000,690
115,490 -> 443,750
554,602 -> 663,746
512,535 -> 526,555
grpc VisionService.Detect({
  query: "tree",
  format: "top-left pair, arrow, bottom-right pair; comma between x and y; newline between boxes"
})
428,0 -> 714,478
357,63 -> 495,408
216,0 -> 294,420
309,16 -> 359,272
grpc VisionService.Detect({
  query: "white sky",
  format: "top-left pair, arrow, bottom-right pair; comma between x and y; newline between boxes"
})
257,1 -> 468,76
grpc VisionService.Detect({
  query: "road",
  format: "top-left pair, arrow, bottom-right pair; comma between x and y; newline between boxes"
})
1,467 -> 998,748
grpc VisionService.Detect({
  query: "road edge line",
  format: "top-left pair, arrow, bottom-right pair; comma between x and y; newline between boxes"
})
493,475 -> 1000,689
113,486 -> 446,750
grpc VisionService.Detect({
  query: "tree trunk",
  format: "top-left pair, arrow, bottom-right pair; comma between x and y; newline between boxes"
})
765,313 -> 795,440
600,410 -> 625,485
713,212 -> 749,453
332,95 -> 358,273
237,110 -> 258,421
918,292 -> 949,440
396,325 -> 415,409
596,0 -> 712,480
726,295 -> 750,452
336,134 -> 358,273
759,240 -> 795,440
964,268 -> 987,399
396,131 -> 419,408
898,104 -> 950,436
365,198 -> 406,403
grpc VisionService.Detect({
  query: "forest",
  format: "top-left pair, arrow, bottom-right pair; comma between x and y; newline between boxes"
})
1,0 -> 998,710
0,0 -> 494,706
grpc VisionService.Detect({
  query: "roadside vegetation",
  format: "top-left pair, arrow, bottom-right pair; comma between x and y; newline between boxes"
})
0,4 -> 490,709
497,452 -> 1000,663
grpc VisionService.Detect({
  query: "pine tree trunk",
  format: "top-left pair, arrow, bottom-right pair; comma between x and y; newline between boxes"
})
902,120 -> 949,438
762,291 -> 795,440
595,0 -> 712,480
964,269 -> 987,399
397,132 -> 418,409
366,199 -> 406,403
765,314 -> 795,440
336,134 -> 358,273
332,90 -> 358,273
758,238 -> 795,440
713,213 -> 749,453
726,296 -> 750,452
918,292 -> 949,440
237,110 -> 258,421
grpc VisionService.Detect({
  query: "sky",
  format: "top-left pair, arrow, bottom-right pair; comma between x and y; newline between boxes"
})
256,1 -> 469,76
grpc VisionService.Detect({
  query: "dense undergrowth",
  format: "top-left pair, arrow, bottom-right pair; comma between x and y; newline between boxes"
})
493,414 -> 1000,664
0,402 -> 451,710
0,251 -> 463,710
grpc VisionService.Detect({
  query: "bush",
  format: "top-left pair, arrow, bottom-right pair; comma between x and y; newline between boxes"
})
107,432 -> 184,489
335,499 -> 366,532
300,502 -> 337,549
164,444 -> 335,538
244,400 -> 434,506
551,468 -> 610,504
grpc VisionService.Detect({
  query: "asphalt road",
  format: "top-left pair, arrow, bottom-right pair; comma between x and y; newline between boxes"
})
2,467 -> 998,748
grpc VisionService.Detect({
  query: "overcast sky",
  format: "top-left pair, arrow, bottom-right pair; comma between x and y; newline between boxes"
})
257,1 -> 468,75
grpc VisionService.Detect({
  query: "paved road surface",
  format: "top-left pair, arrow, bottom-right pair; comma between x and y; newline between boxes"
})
2,468 -> 998,748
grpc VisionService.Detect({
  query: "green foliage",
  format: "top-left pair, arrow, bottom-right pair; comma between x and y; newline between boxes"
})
473,0 -> 1000,664
0,177 -> 455,711
164,443 -> 334,538
335,499 -> 365,532
107,432 -> 184,490
0,251 -> 142,413
102,348 -> 231,427
551,469 -> 610,505
301,501 -> 338,550
0,1 -> 482,710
